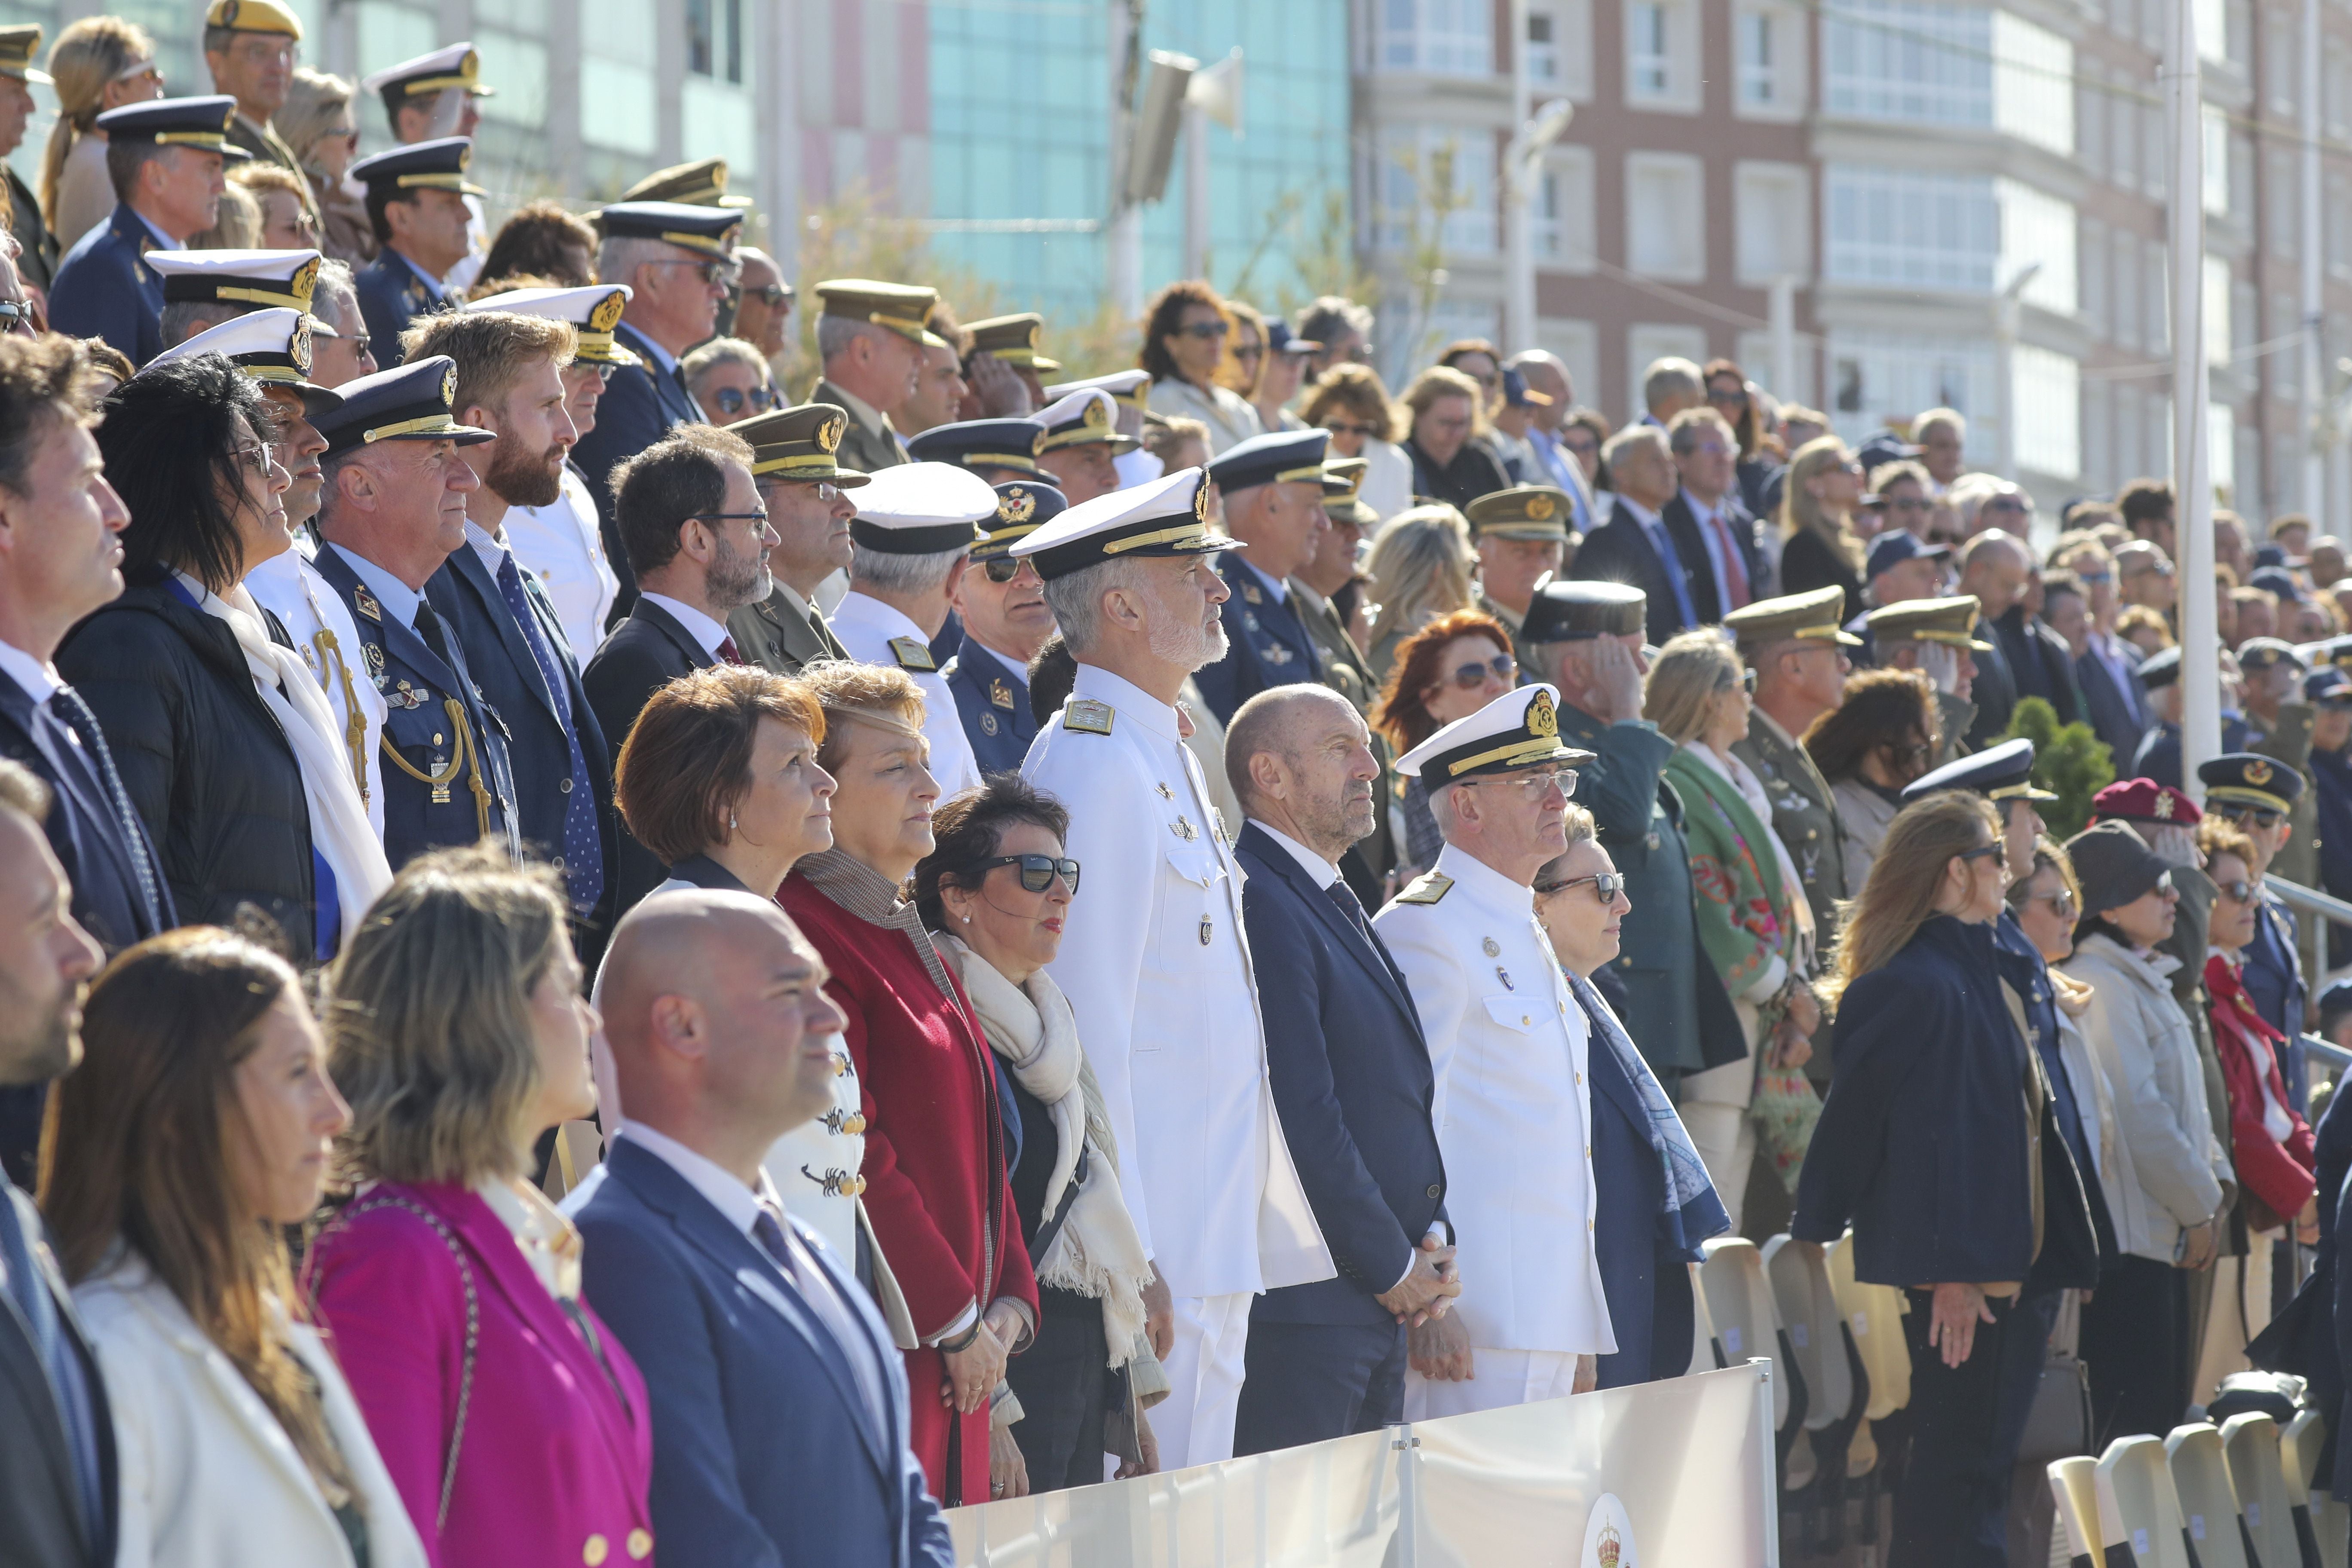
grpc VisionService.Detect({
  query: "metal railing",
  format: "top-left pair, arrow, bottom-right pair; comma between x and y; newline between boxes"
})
2269,874 -> 2352,1009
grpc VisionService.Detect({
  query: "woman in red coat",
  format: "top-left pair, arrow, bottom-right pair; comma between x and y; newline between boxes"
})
780,663 -> 1038,1507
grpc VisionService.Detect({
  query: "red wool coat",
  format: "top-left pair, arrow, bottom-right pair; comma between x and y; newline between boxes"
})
780,867 -> 1037,1506
2205,955 -> 2317,1225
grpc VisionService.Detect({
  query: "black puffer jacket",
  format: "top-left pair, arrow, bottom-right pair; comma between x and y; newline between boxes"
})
56,568 -> 315,962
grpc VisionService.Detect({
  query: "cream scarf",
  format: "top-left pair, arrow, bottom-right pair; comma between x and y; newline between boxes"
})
936,933 -> 1151,1368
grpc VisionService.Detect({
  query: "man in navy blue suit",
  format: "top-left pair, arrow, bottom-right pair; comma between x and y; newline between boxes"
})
410,309 -> 612,934
1565,424 -> 1713,649
571,888 -> 955,1568
0,335 -> 172,1185
1224,685 -> 1457,1453
48,96 -> 250,366
1194,428 -> 1330,725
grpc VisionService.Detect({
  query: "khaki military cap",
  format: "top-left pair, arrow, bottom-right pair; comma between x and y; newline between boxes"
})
1464,485 -> 1574,541
815,279 -> 948,349
0,25 -> 47,83
965,312 -> 1060,371
1724,585 -> 1863,650
619,157 -> 753,209
731,402 -> 871,487
1864,593 -> 1993,651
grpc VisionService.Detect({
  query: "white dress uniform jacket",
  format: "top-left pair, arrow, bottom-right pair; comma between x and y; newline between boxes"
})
243,542 -> 388,839
74,1251 -> 429,1568
1022,662 -> 1331,1298
1374,843 -> 1615,1357
501,466 -> 620,659
828,591 -> 983,796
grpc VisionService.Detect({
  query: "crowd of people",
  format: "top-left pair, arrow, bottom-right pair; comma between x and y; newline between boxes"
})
11,9 -> 2352,1568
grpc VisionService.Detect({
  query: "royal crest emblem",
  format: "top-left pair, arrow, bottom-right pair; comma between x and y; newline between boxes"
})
998,487 -> 1036,524
290,318 -> 314,375
1083,397 -> 1110,429
2245,759 -> 2275,787
1528,689 -> 1559,738
819,413 -> 846,453
588,289 -> 627,333
440,365 -> 458,407
1525,492 -> 1556,521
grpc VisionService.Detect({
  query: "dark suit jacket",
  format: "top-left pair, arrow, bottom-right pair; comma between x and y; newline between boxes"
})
0,1180 -> 116,1568
46,202 -> 165,365
426,544 -> 615,906
1193,556 -> 1322,725
1663,492 -> 1752,619
943,636 -> 1035,776
1579,986 -> 1696,1388
353,248 -> 447,368
1566,499 -> 1707,646
1992,606 -> 2082,728
1234,824 -> 1447,1327
576,323 -> 704,620
575,1141 -> 954,1568
583,597 -> 716,916
2075,640 -> 2149,769
1965,620 -> 2021,748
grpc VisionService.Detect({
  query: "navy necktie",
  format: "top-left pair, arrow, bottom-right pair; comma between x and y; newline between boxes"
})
48,685 -> 162,931
0,1188 -> 101,1537
1323,875 -> 1372,943
493,553 -> 604,915
1644,514 -> 1699,628
751,1207 -> 796,1278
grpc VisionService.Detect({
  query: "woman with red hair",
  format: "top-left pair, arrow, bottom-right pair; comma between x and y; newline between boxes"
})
1371,608 -> 1521,880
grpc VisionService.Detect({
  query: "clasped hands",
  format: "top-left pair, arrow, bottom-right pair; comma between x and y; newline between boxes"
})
939,1297 -> 1029,1414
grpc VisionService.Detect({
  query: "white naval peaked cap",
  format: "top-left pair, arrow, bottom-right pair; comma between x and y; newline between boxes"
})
465,283 -> 639,367
846,461 -> 996,555
1041,368 -> 1151,406
1033,386 -> 1139,455
1008,465 -> 1225,581
1393,683 -> 1597,782
361,42 -> 493,98
145,247 -> 323,313
144,306 -> 343,412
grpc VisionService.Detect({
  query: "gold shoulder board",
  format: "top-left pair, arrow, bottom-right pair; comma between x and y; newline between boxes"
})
887,636 -> 937,673
1395,871 -> 1454,905
1063,698 -> 1114,735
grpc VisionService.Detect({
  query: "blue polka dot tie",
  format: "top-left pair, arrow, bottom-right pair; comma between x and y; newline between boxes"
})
494,551 -> 604,916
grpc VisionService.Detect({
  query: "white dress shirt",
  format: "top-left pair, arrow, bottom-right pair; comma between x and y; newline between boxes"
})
0,635 -> 58,705
827,591 -> 983,796
244,544 -> 389,837
639,591 -> 732,659
502,466 -> 619,659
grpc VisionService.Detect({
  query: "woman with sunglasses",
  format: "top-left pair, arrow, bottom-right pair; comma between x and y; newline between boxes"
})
2059,822 -> 2229,1444
1701,358 -> 1782,518
778,662 -> 1038,1508
1216,299 -> 1266,402
2006,835 -> 2125,1246
1644,631 -> 1815,1227
1792,793 -> 2051,1562
1137,280 -> 1261,456
39,16 -> 164,254
1531,805 -> 1728,1387
915,775 -> 1160,1497
680,336 -> 779,427
56,352 -> 389,965
277,67 -> 373,265
1776,435 -> 1869,606
2187,817 -> 2316,1404
1804,668 -> 1945,891
1371,609 -> 1521,882
1300,362 -> 1412,522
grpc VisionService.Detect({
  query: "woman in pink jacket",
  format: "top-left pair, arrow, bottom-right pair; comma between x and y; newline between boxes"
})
303,847 -> 654,1568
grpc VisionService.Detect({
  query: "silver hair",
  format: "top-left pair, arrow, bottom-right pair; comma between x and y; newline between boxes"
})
816,314 -> 887,363
1041,557 -> 1149,657
1601,422 -> 1669,470
596,235 -> 672,289
851,542 -> 966,597
1428,780 -> 1463,839
312,259 -> 360,333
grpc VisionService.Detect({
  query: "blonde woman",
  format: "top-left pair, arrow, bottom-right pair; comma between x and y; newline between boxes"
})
1364,504 -> 1479,681
1398,364 -> 1508,511
40,17 -> 163,252
1302,362 -> 1413,521
1218,298 -> 1265,398
276,68 -> 371,264
1776,435 -> 1869,607
1643,630 -> 1814,1224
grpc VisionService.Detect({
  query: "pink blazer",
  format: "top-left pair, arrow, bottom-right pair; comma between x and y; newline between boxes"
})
302,1181 -> 656,1568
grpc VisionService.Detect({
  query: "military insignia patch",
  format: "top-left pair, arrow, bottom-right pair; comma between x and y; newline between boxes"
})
1063,698 -> 1114,735
353,585 -> 382,622
886,637 -> 937,672
1193,475 -> 1209,522
1396,871 -> 1454,905
1241,582 -> 1262,604
290,254 -> 321,305
1528,689 -> 1559,738
1083,397 -> 1110,430
2245,759 -> 2275,787
989,678 -> 1016,710
980,711 -> 999,736
1525,493 -> 1555,521
588,289 -> 627,333
820,413 -> 846,453
2154,792 -> 2174,820
998,487 -> 1036,524
363,641 -> 386,676
440,365 -> 458,407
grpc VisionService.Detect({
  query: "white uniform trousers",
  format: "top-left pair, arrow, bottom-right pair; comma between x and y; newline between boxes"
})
1153,1292 -> 1252,1469
1403,1349 -> 1581,1419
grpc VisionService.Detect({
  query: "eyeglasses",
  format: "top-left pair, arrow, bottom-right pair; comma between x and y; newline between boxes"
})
1322,420 -> 1380,438
743,284 -> 790,306
2017,886 -> 2079,919
975,853 -> 1081,894
1446,653 -> 1517,689
1718,668 -> 1758,695
1958,842 -> 2008,869
231,440 -> 276,475
1706,386 -> 1747,407
1461,766 -> 1579,800
982,555 -> 1038,584
688,509 -> 770,529
2073,570 -> 2114,585
1231,343 -> 1264,361
648,257 -> 741,288
1535,870 -> 1624,902
770,480 -> 842,502
326,125 -> 359,147
1174,320 -> 1230,341
2215,877 -> 2257,904
713,385 -> 780,416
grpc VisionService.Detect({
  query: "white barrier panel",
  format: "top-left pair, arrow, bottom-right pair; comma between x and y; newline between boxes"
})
948,1362 -> 1777,1567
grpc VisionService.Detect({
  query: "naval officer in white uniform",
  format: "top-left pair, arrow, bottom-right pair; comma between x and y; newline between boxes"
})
1013,466 -> 1333,1467
1373,683 -> 1619,1416
827,462 -> 988,796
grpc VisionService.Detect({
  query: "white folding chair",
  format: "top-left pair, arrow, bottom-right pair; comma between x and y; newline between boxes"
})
2051,1455 -> 2126,1568
2098,1434 -> 2194,1568
1701,1237 -> 1800,1431
2163,1423 -> 2252,1568
2280,1409 -> 2338,1568
2220,1412 -> 2305,1568
1825,1228 -> 1910,1418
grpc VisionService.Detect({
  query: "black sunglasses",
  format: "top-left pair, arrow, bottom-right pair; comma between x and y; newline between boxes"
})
1535,871 -> 1623,902
714,385 -> 780,416
977,853 -> 1080,894
982,555 -> 1035,583
2215,878 -> 2256,904
744,283 -> 790,306
2220,805 -> 2285,830
1958,842 -> 2008,869
1446,654 -> 1516,689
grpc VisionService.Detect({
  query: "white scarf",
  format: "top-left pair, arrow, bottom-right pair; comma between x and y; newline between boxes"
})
194,575 -> 391,937
935,933 -> 1151,1368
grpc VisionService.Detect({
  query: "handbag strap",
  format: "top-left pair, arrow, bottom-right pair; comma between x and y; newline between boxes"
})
1027,1143 -> 1090,1267
318,1194 -> 478,1533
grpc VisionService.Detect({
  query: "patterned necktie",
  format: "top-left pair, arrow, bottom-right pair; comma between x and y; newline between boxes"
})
1322,875 -> 1372,945
1708,509 -> 1750,611
716,635 -> 744,666
48,685 -> 162,931
494,553 -> 604,916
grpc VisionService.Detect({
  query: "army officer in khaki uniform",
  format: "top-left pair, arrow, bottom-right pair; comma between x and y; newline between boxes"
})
724,403 -> 863,676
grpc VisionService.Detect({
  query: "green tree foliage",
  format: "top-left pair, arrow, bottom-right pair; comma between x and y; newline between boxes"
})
2001,697 -> 2115,839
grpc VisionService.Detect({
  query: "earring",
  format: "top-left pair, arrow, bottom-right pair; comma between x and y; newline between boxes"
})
729,811 -> 738,833
962,913 -> 972,924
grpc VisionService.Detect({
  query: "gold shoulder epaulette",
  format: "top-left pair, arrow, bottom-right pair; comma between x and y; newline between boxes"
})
886,636 -> 937,673
1063,698 -> 1114,735
1395,871 -> 1454,905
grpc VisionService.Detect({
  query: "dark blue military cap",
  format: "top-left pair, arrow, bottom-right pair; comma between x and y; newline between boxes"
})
1520,578 -> 1645,642
2318,978 -> 2352,1024
2236,637 -> 2305,674
1900,736 -> 2057,806
2138,645 -> 2181,689
1205,428 -> 1329,494
309,355 -> 494,456
593,200 -> 743,259
975,481 -> 1068,562
347,136 -> 485,198
906,418 -> 1046,479
2306,665 -> 2352,707
2199,752 -> 2305,815
93,95 -> 252,157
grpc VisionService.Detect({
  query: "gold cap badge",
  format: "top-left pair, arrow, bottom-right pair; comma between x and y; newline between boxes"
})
1528,689 -> 1558,737
998,487 -> 1036,524
588,289 -> 626,333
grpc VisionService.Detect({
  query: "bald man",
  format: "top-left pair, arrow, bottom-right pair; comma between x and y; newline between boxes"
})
567,891 -> 954,1568
1223,686 -> 1455,1454
1957,530 -> 2031,748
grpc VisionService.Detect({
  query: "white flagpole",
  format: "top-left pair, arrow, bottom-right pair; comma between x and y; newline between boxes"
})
2168,0 -> 2219,801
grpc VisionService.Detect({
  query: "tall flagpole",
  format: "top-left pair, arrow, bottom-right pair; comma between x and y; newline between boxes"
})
2167,0 -> 2218,802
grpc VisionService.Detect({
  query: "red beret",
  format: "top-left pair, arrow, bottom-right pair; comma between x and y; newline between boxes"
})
2090,778 -> 2202,827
